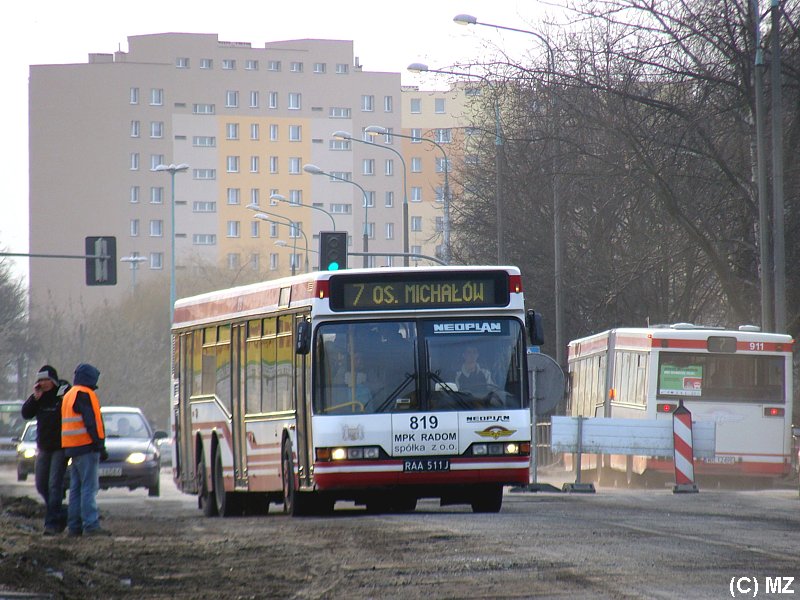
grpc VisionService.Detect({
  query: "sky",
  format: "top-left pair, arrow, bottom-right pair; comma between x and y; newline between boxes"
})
0,0 -> 550,282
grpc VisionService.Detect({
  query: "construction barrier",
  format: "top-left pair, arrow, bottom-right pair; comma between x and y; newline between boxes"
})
672,401 -> 699,493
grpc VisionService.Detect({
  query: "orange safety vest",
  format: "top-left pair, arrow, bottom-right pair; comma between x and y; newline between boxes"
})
61,385 -> 104,448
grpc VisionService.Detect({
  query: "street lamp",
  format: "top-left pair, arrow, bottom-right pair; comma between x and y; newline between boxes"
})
407,63 -> 504,265
450,14 -> 565,366
304,163 -> 370,267
253,214 -> 308,274
332,130 -> 410,266
120,255 -> 147,292
271,192 -> 337,230
364,125 -> 451,265
153,162 -> 189,323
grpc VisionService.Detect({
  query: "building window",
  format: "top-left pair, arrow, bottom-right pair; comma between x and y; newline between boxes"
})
329,107 -> 351,118
227,156 -> 240,173
410,98 -> 421,113
150,121 -> 164,138
385,191 -> 394,207
227,188 -> 241,205
250,156 -> 259,173
289,189 -> 303,205
411,187 -> 423,202
268,60 -> 281,71
361,95 -> 374,112
436,157 -> 450,174
385,222 -> 394,240
193,234 -> 216,245
225,90 -> 239,108
269,223 -> 279,238
194,169 -> 216,180
288,125 -> 302,141
435,98 -> 445,113
176,57 -> 190,68
313,62 -> 326,73
411,245 -> 422,260
329,171 -> 351,182
410,128 -> 422,142
330,203 -> 352,214
150,88 -> 163,106
270,253 -> 279,270
269,156 -> 279,174
130,120 -> 140,137
130,87 -> 139,104
362,159 -> 375,176
250,253 -> 259,271
130,219 -> 139,237
288,92 -> 301,110
150,220 -> 164,237
227,221 -> 240,238
411,216 -> 423,232
245,59 -> 258,70
411,157 -> 422,173
288,157 -> 301,174
130,186 -> 140,203
200,58 -> 213,69
335,63 -> 348,74
222,59 -> 236,70
435,128 -> 452,143
385,159 -> 394,176
290,61 -> 303,72
193,136 -> 216,147
193,103 -> 215,114
193,201 -> 216,212
227,253 -> 240,270
384,96 -> 393,112
435,217 -> 444,232
329,139 -> 351,150
249,91 -> 259,108
250,188 -> 260,205
250,123 -> 259,140
251,221 -> 260,238
226,123 -> 239,140
364,192 -> 375,208
366,223 -> 375,239
268,92 -> 278,109
150,253 -> 163,270
150,187 -> 164,204
130,153 -> 139,171
270,124 -> 279,141
151,155 -> 165,170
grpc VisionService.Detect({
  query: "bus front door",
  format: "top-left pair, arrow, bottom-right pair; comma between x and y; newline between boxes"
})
231,324 -> 248,489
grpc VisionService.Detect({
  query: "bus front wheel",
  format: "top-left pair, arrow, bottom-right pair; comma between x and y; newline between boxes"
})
471,484 -> 503,513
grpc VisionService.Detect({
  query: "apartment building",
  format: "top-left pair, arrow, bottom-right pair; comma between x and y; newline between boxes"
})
28,33 -> 462,317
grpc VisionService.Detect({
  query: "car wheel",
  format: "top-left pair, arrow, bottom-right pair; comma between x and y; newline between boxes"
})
17,467 -> 26,482
148,474 -> 160,497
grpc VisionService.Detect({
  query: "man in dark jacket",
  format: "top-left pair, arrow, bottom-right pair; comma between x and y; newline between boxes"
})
21,365 -> 69,535
61,363 -> 111,537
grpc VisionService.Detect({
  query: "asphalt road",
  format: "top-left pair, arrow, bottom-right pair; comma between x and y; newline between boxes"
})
1,464 -> 798,599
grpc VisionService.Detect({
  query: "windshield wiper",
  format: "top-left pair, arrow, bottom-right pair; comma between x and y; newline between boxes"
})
373,372 -> 416,413
427,370 -> 473,410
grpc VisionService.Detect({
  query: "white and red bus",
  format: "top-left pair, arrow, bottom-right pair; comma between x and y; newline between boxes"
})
171,266 -> 543,516
567,324 -> 794,481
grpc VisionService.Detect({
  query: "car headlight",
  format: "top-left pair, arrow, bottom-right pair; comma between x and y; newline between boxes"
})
126,452 -> 147,464
23,448 -> 36,459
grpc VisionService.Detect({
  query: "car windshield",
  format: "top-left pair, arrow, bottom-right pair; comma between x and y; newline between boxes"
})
103,412 -> 151,438
22,423 -> 37,442
314,317 -> 526,414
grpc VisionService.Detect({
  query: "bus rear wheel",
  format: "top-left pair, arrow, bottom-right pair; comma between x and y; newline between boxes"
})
198,449 -> 217,517
471,484 -> 503,513
214,443 -> 241,517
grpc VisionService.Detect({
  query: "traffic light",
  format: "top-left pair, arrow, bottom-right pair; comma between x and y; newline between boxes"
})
85,236 -> 117,286
319,231 -> 347,271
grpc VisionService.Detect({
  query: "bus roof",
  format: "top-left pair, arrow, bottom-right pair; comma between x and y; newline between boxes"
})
172,266 -> 522,331
568,325 -> 794,359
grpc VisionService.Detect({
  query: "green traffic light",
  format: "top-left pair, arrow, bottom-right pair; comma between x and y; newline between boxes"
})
327,262 -> 340,271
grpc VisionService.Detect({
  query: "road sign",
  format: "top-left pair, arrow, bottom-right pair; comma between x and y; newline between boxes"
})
85,236 -> 117,286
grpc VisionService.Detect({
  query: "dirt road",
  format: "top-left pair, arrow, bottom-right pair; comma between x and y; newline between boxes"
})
0,466 -> 798,599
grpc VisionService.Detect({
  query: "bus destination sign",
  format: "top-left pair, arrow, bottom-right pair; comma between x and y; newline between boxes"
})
329,271 -> 509,311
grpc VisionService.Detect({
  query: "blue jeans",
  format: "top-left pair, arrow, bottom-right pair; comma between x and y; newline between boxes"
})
67,451 -> 100,533
35,449 -> 67,530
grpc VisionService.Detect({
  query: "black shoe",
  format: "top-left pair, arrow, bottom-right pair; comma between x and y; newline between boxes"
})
83,527 -> 112,537
66,529 -> 82,537
43,527 -> 60,536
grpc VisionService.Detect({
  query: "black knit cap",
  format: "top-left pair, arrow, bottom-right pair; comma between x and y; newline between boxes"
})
36,365 -> 59,384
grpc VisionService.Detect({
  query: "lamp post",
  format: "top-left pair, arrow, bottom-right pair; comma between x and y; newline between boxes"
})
407,63 -> 504,265
120,255 -> 147,293
332,130 -> 410,266
452,14 -> 564,366
253,214 -> 308,274
364,125 -> 451,264
153,163 -> 189,323
271,192 -> 337,230
304,163 -> 371,267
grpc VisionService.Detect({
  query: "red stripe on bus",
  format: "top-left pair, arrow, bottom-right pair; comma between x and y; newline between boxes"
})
314,468 -> 530,489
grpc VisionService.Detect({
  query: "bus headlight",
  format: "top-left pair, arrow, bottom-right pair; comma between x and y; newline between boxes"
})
471,442 -> 529,456
317,446 -> 382,461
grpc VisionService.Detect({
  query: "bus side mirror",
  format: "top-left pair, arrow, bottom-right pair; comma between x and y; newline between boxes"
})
527,310 -> 544,346
296,320 -> 311,355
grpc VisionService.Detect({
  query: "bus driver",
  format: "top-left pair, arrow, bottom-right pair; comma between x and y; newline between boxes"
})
455,346 -> 494,395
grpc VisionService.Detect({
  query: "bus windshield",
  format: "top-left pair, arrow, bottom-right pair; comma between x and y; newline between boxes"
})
314,318 -> 525,414
656,352 -> 785,403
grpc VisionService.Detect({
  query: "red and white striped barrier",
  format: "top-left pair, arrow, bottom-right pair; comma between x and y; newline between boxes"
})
672,401 -> 699,493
